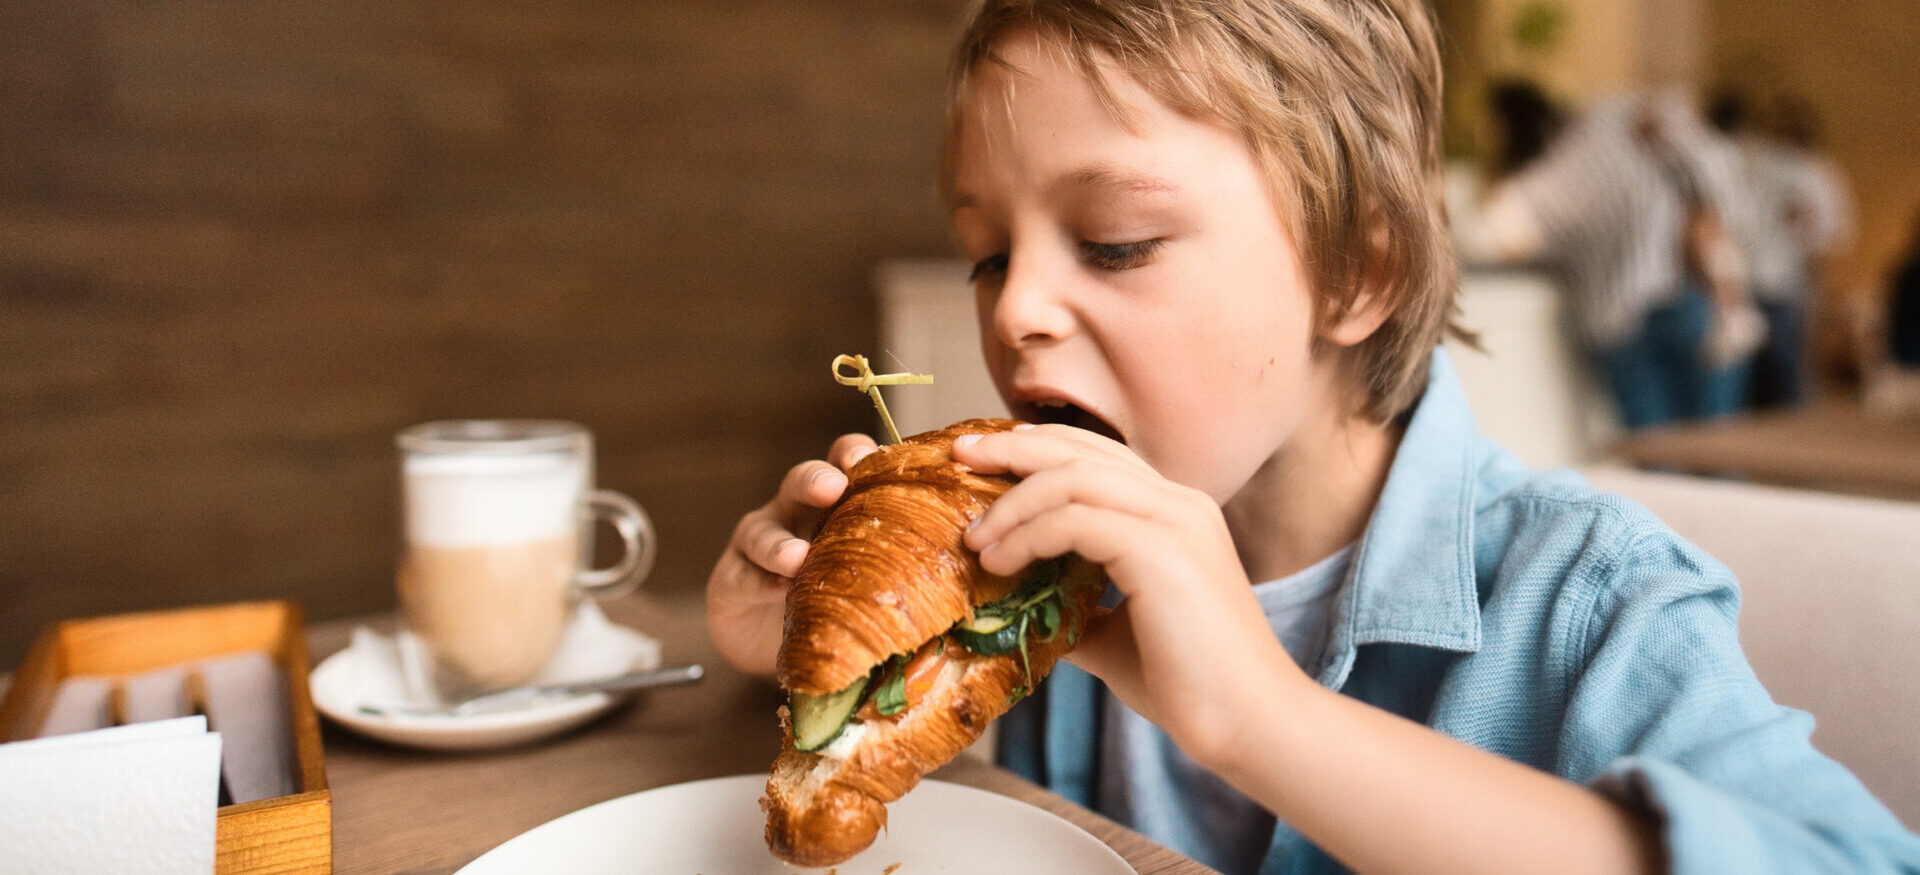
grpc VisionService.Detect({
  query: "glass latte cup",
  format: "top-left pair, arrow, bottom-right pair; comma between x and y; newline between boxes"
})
395,420 -> 654,699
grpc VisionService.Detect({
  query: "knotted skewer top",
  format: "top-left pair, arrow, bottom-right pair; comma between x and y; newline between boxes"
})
832,354 -> 932,445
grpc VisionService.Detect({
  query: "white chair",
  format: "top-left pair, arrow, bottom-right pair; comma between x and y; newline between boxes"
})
1447,268 -> 1618,469
873,259 -> 1006,435
1585,465 -> 1920,828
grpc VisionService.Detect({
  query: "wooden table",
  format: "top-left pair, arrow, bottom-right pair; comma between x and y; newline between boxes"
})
1610,400 -> 1920,501
311,590 -> 1218,874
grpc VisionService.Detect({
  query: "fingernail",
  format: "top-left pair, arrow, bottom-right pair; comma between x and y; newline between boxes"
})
847,445 -> 875,465
1012,423 -> 1036,431
808,468 -> 844,487
953,433 -> 982,447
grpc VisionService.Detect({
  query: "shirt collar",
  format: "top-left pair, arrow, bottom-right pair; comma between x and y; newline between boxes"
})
1318,347 -> 1484,689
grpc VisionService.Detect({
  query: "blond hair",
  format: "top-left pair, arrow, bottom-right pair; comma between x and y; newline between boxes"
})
944,0 -> 1465,421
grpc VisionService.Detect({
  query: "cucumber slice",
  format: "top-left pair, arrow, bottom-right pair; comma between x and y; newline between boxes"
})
960,613 -> 1015,634
790,676 -> 869,752
953,614 -> 1024,656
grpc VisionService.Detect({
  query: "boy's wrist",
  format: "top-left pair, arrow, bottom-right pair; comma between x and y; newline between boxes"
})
1185,642 -> 1328,785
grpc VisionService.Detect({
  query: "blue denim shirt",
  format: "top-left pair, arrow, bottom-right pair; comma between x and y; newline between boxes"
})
998,348 -> 1920,874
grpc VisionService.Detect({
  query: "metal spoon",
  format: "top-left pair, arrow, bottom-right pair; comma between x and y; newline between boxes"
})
357,664 -> 705,718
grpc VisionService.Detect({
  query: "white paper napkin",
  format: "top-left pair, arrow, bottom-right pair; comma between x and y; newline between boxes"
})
0,715 -> 222,875
350,601 -> 662,711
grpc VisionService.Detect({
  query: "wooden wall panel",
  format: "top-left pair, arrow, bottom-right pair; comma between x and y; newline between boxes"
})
1,1 -> 974,665
1704,0 -> 1920,314
1437,0 -> 1910,376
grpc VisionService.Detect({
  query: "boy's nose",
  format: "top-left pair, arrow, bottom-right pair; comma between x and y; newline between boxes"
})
988,253 -> 1074,348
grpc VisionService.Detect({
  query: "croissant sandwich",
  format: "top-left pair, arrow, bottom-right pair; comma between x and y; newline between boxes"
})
761,418 -> 1105,867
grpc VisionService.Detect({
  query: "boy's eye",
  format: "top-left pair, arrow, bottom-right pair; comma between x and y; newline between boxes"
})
1078,239 -> 1163,271
968,253 -> 1009,283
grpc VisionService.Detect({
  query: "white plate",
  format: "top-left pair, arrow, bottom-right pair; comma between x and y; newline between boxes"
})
309,649 -> 622,751
456,774 -> 1135,874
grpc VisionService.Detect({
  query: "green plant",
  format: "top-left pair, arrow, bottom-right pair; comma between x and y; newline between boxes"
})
1511,1 -> 1569,55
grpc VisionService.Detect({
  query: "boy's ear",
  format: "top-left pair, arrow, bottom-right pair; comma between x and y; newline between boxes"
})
1318,288 -> 1393,348
1318,216 -> 1395,348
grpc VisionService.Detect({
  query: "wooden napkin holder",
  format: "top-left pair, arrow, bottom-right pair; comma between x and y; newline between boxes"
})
0,600 -> 331,874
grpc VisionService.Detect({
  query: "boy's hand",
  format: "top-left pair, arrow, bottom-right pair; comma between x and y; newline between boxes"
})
953,425 -> 1302,763
706,433 -> 877,678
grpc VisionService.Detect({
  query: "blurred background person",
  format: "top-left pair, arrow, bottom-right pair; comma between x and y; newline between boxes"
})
1469,90 -> 1760,430
1862,204 -> 1920,417
1485,78 -> 1566,185
1889,206 -> 1920,368
1770,94 -> 1858,297
1706,88 -> 1817,408
1770,94 -> 1860,395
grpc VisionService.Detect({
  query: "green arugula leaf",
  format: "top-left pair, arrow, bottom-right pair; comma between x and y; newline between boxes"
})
949,555 -> 1093,681
1035,598 -> 1061,641
1016,613 -> 1034,685
873,654 -> 910,716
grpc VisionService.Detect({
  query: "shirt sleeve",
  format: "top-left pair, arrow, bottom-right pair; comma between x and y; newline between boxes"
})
1566,531 -> 1920,874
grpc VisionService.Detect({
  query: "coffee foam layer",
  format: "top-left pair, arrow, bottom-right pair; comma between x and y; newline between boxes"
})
404,452 -> 586,547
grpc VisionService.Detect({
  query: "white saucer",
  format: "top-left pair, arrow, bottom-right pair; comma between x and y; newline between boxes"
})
456,775 -> 1135,874
310,603 -> 662,751
309,650 -> 626,751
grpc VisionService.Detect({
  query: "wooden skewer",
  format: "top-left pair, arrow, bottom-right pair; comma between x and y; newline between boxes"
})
832,354 -> 933,445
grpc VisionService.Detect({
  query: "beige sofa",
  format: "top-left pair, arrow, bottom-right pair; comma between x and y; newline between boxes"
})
1586,466 -> 1920,829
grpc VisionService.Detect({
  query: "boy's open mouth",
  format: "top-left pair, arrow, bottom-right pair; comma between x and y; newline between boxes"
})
1025,400 -> 1126,445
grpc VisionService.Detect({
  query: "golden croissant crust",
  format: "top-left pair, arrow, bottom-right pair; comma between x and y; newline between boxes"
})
762,612 -> 1093,867
761,418 -> 1105,868
776,418 -> 1028,695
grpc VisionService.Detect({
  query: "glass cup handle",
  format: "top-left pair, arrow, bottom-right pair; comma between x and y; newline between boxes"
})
575,489 -> 655,597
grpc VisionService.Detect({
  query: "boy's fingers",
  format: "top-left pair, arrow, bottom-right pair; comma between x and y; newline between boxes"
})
1016,421 -> 1132,453
732,507 -> 810,578
828,433 -> 880,470
741,437 -> 875,583
951,425 -> 1147,478
975,502 -> 1148,578
768,535 -> 809,577
711,546 -> 791,604
778,460 -> 850,511
964,460 -> 1176,553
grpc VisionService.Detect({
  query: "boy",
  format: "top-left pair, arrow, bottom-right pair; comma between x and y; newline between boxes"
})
707,1 -> 1920,872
